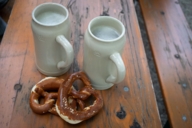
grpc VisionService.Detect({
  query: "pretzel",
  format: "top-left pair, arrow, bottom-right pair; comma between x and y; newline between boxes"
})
30,77 -> 65,115
56,72 -> 103,124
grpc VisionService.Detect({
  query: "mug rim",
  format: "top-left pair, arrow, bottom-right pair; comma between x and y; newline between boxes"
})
88,16 -> 125,42
32,2 -> 69,27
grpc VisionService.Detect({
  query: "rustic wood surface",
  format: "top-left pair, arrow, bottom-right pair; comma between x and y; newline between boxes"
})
140,0 -> 192,128
0,0 -> 161,127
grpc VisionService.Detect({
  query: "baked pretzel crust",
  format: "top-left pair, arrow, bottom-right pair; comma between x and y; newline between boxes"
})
56,72 -> 103,124
30,77 -> 64,115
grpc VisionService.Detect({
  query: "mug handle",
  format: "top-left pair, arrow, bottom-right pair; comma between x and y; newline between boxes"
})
106,52 -> 126,84
56,35 -> 74,70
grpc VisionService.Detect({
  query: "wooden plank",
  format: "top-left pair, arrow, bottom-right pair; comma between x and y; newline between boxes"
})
0,0 -> 29,127
0,0 -> 161,127
140,0 -> 192,127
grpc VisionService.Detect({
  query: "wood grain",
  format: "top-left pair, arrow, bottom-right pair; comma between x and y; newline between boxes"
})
0,0 -> 161,127
140,0 -> 192,127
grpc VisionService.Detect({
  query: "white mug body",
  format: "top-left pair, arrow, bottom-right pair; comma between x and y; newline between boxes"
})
83,16 -> 126,90
31,3 -> 74,76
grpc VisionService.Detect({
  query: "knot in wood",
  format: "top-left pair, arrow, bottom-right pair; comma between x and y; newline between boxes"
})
116,106 -> 126,119
130,119 -> 141,128
174,54 -> 180,59
14,84 -> 22,91
160,11 -> 165,15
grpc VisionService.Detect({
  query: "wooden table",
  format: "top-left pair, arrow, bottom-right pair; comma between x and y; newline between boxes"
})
0,0 -> 162,127
140,0 -> 192,127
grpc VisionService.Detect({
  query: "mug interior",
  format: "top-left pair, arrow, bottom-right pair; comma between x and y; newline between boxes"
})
89,16 -> 125,42
32,3 -> 68,26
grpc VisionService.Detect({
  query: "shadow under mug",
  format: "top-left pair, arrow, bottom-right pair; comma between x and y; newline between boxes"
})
31,3 -> 74,76
83,16 -> 126,90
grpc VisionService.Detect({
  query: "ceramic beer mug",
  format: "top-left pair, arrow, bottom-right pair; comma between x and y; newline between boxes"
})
31,3 -> 74,76
83,16 -> 126,90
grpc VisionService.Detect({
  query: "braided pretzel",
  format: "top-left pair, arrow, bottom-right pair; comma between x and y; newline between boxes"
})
56,72 -> 103,124
30,77 -> 65,115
